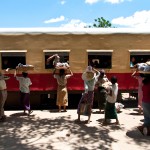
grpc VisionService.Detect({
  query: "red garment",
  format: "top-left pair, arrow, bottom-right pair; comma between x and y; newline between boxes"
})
142,82 -> 150,103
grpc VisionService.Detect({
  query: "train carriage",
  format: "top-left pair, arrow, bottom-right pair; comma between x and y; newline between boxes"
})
0,28 -> 150,109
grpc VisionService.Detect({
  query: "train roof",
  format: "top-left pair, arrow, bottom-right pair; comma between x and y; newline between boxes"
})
0,27 -> 150,35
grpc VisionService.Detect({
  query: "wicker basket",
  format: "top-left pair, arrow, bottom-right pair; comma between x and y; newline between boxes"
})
16,65 -> 34,72
138,71 -> 150,74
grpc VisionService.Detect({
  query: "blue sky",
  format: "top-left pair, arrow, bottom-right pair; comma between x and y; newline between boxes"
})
0,0 -> 150,28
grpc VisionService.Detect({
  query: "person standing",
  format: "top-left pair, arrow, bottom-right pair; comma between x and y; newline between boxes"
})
131,71 -> 144,114
103,76 -> 119,125
0,71 -> 10,122
14,70 -> 32,115
76,66 -> 100,124
53,68 -> 73,112
137,75 -> 150,135
96,70 -> 109,112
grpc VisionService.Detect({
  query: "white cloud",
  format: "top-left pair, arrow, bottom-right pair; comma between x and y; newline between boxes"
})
85,0 -> 132,4
61,19 -> 89,28
44,16 -> 65,24
104,0 -> 124,4
85,0 -> 100,4
60,0 -> 66,5
112,10 -> 150,28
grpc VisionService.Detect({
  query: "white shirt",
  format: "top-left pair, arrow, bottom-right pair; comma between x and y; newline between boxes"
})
107,83 -> 118,103
16,76 -> 32,93
83,72 -> 100,92
0,75 -> 10,90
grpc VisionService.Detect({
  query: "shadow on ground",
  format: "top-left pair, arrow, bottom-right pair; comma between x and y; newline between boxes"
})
0,112 -> 118,150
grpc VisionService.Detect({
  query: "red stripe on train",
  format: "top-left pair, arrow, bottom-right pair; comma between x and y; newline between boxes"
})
6,73 -> 138,91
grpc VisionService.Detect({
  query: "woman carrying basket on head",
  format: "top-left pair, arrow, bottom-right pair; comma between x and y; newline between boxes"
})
14,67 -> 33,116
76,66 -> 100,124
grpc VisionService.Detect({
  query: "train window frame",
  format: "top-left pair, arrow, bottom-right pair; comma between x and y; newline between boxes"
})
87,50 -> 113,69
0,50 -> 27,69
43,50 -> 70,69
129,50 -> 150,68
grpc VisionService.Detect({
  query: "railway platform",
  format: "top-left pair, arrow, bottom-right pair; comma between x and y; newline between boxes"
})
0,108 -> 150,150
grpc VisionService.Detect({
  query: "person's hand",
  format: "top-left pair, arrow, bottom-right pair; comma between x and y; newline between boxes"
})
54,54 -> 58,57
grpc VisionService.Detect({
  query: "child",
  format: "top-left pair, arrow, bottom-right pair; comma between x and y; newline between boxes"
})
103,76 -> 119,125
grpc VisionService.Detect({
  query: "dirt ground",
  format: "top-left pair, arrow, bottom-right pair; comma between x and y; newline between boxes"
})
0,107 -> 150,150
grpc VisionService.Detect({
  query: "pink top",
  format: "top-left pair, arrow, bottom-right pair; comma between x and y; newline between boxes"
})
142,81 -> 150,103
134,76 -> 143,90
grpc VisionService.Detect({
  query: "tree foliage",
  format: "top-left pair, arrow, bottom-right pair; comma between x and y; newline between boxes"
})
88,17 -> 112,28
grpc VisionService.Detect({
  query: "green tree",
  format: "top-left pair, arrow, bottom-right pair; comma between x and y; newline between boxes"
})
88,17 -> 112,28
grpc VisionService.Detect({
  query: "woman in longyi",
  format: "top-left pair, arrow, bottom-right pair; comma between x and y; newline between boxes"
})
76,66 -> 100,124
53,68 -> 73,112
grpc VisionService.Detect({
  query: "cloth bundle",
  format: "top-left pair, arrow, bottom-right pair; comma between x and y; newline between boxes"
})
55,62 -> 70,70
115,102 -> 124,112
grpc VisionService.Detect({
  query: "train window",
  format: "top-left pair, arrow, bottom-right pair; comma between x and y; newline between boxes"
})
87,50 -> 113,69
129,50 -> 150,68
0,51 -> 26,69
44,50 -> 70,69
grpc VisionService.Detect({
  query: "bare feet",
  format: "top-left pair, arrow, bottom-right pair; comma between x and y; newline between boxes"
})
28,110 -> 33,116
138,108 -> 142,115
84,120 -> 90,124
75,119 -> 81,123
115,121 -> 120,125
102,121 -> 107,126
0,116 -> 6,122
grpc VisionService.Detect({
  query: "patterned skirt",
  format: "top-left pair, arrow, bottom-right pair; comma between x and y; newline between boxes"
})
77,91 -> 94,115
56,85 -> 68,106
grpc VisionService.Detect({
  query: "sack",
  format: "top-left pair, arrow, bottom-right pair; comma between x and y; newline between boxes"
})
79,103 -> 90,116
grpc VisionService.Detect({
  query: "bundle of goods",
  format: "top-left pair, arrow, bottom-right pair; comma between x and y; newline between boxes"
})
55,62 -> 70,70
16,63 -> 34,71
135,61 -> 150,74
115,102 -> 124,112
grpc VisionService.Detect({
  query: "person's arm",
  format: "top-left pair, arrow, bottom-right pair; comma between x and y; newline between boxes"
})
28,78 -> 32,86
131,70 -> 136,76
93,68 -> 100,78
53,68 -> 57,75
68,68 -> 73,76
14,69 -> 17,77
14,69 -> 20,81
47,54 -> 57,64
66,68 -> 73,78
